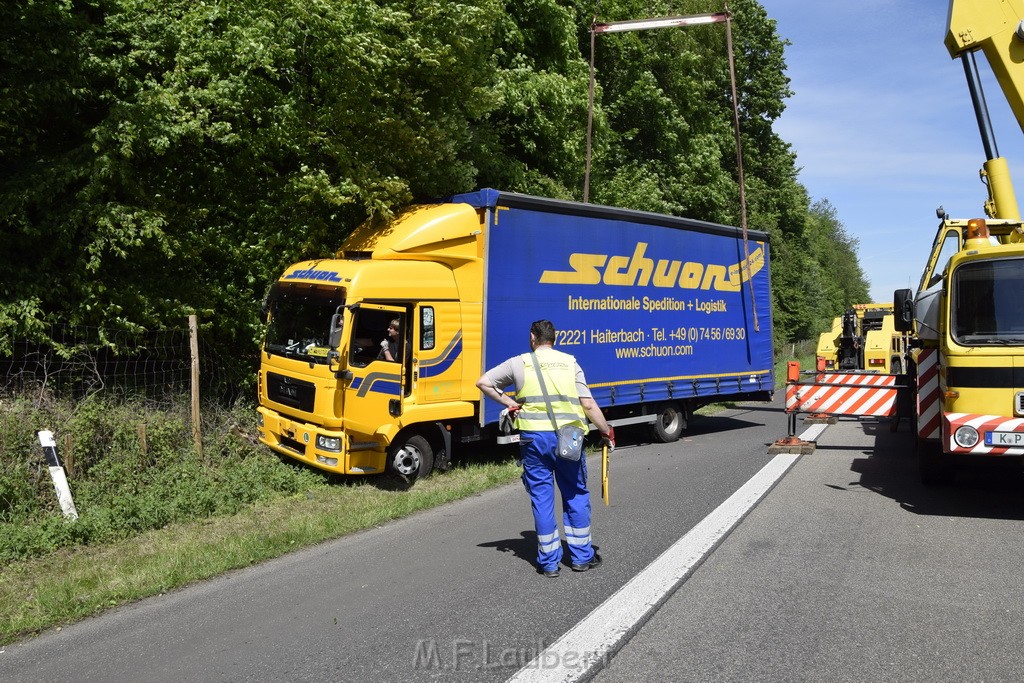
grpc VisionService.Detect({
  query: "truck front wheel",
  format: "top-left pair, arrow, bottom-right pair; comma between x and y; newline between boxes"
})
651,403 -> 685,443
388,434 -> 434,481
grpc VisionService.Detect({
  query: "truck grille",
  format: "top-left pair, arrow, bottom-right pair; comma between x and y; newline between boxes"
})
267,372 -> 315,413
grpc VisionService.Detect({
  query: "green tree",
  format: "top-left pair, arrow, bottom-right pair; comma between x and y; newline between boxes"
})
805,199 -> 870,317
1,0 -> 503,365
471,0 -> 594,198
0,0 -> 111,349
1,0 -> 865,375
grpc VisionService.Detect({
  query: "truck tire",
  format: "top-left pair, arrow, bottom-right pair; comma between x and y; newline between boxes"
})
651,403 -> 685,443
388,434 -> 434,481
917,438 -> 952,485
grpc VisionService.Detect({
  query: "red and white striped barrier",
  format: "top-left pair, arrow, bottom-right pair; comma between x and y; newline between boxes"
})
914,348 -> 942,441
785,372 -> 898,418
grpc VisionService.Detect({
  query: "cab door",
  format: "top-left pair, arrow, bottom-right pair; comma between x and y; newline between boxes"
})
343,304 -> 408,440
414,302 -> 463,403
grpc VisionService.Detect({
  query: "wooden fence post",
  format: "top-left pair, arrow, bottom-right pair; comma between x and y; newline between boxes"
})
62,434 -> 74,477
137,422 -> 148,457
189,315 -> 203,459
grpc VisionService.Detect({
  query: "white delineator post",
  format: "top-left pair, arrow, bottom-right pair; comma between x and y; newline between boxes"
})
37,430 -> 79,520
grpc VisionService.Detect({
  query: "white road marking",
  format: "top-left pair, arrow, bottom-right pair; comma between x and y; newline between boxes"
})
800,422 -> 829,442
507,443 -> 808,682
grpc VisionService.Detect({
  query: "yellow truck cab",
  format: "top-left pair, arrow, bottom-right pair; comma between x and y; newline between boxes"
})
895,217 -> 1024,481
258,201 -> 481,478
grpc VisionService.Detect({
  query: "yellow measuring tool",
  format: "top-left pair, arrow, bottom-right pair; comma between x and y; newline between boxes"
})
601,444 -> 609,506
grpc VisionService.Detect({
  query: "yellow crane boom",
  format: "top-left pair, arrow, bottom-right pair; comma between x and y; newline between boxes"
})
946,0 -> 1024,219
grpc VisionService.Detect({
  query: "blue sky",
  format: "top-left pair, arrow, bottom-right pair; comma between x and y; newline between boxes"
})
762,0 -> 1024,302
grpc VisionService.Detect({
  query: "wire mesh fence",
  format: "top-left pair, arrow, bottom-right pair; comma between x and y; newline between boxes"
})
0,323 -> 252,408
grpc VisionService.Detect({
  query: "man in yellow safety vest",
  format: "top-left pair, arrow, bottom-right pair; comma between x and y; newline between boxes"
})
476,320 -> 615,578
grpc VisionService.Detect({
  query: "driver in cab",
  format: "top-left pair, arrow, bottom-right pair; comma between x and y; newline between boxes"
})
379,318 -> 401,362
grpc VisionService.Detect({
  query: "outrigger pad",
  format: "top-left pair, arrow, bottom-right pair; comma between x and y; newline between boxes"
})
767,437 -> 816,455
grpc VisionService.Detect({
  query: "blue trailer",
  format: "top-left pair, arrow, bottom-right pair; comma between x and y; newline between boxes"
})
464,189 -> 775,443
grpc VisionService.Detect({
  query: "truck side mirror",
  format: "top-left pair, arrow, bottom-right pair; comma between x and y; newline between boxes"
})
327,311 -> 345,376
328,312 -> 344,348
260,283 -> 278,323
893,289 -> 914,332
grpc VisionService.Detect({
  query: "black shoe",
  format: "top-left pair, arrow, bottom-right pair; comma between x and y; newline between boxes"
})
571,553 -> 603,572
542,567 -> 560,578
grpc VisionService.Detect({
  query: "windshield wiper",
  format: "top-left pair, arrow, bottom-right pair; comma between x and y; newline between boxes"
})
266,343 -> 305,359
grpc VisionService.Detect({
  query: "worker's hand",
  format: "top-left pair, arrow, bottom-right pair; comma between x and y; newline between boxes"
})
600,426 -> 615,452
499,405 -> 520,434
380,339 -> 389,350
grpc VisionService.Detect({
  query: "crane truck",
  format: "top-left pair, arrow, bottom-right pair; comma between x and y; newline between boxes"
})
816,303 -> 910,374
893,0 -> 1024,483
256,190 -> 774,481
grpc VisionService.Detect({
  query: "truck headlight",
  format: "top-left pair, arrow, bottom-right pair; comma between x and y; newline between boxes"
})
316,435 -> 342,452
953,425 -> 979,449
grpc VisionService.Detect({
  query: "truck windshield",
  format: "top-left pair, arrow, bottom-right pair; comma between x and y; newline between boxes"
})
952,258 -> 1024,345
264,283 -> 345,363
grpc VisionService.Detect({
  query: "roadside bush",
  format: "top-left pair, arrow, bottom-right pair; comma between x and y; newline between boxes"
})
0,398 -> 58,521
0,394 -> 328,563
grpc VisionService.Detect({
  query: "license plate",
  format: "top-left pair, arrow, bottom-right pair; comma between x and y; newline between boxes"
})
985,431 -> 1024,446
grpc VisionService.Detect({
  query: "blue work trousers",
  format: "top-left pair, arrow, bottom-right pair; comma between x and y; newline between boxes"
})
519,430 -> 595,571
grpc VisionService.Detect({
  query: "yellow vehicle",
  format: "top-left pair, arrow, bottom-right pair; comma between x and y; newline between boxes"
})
256,190 -> 775,481
893,0 -> 1024,482
816,303 -> 909,374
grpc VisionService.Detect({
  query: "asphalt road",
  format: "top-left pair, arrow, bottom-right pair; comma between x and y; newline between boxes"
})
8,404 -> 1024,683
594,415 -> 1024,683
0,400 -> 785,683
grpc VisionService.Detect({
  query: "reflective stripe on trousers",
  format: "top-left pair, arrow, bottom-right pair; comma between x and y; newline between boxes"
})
519,430 -> 595,571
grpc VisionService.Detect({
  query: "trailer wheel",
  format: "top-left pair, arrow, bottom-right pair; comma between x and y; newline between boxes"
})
388,434 -> 434,482
917,439 -> 952,485
651,403 -> 685,443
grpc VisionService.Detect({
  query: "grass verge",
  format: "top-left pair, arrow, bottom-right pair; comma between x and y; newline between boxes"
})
0,459 -> 521,645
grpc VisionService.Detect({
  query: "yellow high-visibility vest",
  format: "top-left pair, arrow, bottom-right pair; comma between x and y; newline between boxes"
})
515,348 -> 586,431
